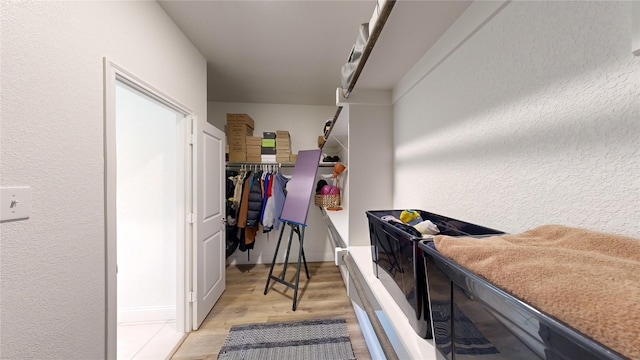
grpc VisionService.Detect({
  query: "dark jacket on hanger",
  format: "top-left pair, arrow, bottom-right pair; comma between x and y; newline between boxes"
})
239,172 -> 262,250
246,171 -> 264,228
237,171 -> 252,251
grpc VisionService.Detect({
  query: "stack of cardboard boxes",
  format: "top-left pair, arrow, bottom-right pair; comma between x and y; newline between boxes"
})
226,114 -> 298,163
276,130 -> 292,163
261,132 -> 277,163
245,136 -> 262,162
227,114 -> 255,162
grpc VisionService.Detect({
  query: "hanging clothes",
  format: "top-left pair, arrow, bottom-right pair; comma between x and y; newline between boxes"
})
263,172 -> 289,232
225,170 -> 240,258
237,171 -> 252,252
239,171 -> 262,250
246,171 -> 264,228
262,172 -> 277,233
226,166 -> 291,251
231,170 -> 246,211
260,172 -> 271,224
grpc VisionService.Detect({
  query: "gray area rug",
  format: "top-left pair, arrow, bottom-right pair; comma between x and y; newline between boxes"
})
217,317 -> 356,360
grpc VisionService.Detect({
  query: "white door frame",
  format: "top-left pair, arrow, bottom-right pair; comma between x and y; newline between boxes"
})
104,58 -> 194,359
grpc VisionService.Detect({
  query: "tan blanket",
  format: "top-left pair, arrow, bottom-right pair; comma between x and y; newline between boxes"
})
434,224 -> 640,359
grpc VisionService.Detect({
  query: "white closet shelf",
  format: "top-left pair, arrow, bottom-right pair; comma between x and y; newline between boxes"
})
322,207 -> 349,244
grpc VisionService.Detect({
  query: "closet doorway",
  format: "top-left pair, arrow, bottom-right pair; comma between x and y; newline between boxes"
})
105,59 -> 226,359
114,79 -> 186,359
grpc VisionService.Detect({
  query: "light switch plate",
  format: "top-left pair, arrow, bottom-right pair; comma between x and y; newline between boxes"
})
1,187 -> 31,222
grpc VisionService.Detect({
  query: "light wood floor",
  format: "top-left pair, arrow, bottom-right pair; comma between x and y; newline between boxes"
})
171,261 -> 371,360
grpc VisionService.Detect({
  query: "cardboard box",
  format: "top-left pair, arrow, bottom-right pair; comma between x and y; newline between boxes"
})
228,133 -> 252,142
276,148 -> 291,155
289,154 -> 298,163
227,122 -> 253,133
261,147 -> 277,155
228,130 -> 248,138
228,152 -> 246,162
276,137 -> 291,147
246,155 -> 261,162
246,136 -> 262,147
227,113 -> 255,130
276,130 -> 290,138
276,154 -> 291,162
246,146 -> 261,156
227,137 -> 247,148
228,144 -> 246,153
263,132 -> 276,139
228,137 -> 246,147
261,138 -> 276,147
227,123 -> 249,132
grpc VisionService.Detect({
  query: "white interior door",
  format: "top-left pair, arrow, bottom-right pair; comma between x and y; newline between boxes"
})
192,116 -> 226,329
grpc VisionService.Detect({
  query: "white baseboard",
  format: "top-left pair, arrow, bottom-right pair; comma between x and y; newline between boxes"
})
117,305 -> 176,323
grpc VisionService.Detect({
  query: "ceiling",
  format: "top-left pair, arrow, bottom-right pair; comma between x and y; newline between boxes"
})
158,0 -> 472,106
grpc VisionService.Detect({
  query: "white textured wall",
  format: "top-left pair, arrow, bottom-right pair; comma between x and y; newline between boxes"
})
393,1 -> 640,237
346,104 -> 394,246
0,2 -> 206,358
209,102 -> 336,264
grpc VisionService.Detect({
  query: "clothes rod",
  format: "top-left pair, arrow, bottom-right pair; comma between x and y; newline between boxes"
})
226,161 -> 336,168
321,1 -> 396,149
342,0 -> 396,99
321,106 -> 344,149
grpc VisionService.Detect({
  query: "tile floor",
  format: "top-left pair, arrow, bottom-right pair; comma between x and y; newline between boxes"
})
118,320 -> 185,360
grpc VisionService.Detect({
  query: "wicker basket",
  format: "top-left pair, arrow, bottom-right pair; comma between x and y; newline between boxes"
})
314,194 -> 340,207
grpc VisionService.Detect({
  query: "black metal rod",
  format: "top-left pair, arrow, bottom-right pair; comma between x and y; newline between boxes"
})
292,226 -> 307,310
264,224 -> 287,294
299,226 -> 310,279
343,0 -> 397,98
280,224 -> 296,280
